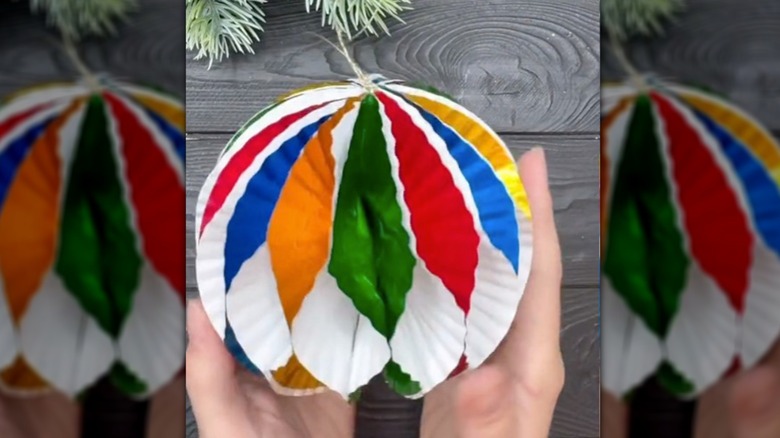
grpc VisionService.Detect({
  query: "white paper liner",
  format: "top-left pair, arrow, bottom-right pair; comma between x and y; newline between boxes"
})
601,278 -> 663,397
665,262 -> 738,397
19,273 -> 114,397
740,242 -> 780,366
291,269 -> 391,399
117,265 -> 185,398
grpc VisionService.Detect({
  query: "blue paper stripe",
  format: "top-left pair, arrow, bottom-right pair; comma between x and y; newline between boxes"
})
414,106 -> 520,273
0,117 -> 54,212
224,320 -> 262,374
224,115 -> 332,291
696,111 -> 780,254
146,111 -> 185,163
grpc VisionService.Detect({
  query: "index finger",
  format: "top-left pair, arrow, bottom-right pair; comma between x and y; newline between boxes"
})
500,147 -> 563,357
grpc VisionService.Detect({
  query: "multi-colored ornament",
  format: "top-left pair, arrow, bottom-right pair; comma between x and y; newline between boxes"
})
601,80 -> 780,397
0,81 -> 185,398
195,75 -> 533,399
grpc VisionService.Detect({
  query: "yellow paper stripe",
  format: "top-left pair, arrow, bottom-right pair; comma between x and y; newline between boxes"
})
130,93 -> 185,131
404,94 -> 531,219
0,99 -> 83,322
276,81 -> 353,103
680,91 -> 780,184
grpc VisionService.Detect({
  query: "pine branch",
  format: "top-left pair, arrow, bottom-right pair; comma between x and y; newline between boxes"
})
307,0 -> 411,39
186,0 -> 266,68
30,0 -> 137,40
602,0 -> 684,41
186,0 -> 412,66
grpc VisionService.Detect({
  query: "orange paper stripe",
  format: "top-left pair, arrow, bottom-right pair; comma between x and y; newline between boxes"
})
0,356 -> 49,391
0,99 -> 83,321
271,354 -> 323,391
266,98 -> 358,390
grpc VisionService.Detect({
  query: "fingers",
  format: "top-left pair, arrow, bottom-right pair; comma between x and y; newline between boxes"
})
730,366 -> 780,438
455,366 -> 518,438
516,147 -> 562,347
185,299 -> 248,437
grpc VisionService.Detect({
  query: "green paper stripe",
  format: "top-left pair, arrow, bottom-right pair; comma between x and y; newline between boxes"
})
656,361 -> 695,396
328,94 -> 416,338
384,361 -> 422,396
56,95 -> 142,337
220,102 -> 281,157
604,94 -> 688,337
109,361 -> 148,396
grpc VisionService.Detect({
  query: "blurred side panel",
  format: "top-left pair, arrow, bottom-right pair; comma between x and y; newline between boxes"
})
0,0 -> 184,437
601,0 -> 780,437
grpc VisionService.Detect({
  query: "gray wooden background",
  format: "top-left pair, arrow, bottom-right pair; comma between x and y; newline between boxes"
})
185,1 -> 600,437
602,0 -> 780,437
602,0 -> 780,135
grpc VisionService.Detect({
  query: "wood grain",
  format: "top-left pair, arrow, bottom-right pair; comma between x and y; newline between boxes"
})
185,0 -> 599,134
601,0 -> 780,131
0,0 -> 184,99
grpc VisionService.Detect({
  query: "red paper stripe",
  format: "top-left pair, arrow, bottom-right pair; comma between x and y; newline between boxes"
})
653,92 -> 752,311
0,103 -> 49,139
378,92 -> 479,313
198,101 -> 331,237
105,93 -> 185,299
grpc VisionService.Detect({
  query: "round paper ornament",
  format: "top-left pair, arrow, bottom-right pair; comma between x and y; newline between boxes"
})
601,80 -> 780,398
195,75 -> 533,399
0,80 -> 185,398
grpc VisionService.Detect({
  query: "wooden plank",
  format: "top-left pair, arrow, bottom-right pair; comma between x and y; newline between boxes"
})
185,0 -> 600,134
601,0 -> 780,131
0,0 -> 184,99
553,286 -> 600,438
185,133 -> 599,290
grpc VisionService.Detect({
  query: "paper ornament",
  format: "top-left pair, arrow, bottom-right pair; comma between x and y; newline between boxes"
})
0,81 -> 185,397
195,75 -> 533,398
601,80 -> 780,398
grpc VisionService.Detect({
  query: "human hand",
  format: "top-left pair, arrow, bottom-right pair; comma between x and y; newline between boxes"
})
729,363 -> 780,438
186,299 -> 354,438
421,147 -> 565,438
0,375 -> 184,438
601,341 -> 780,438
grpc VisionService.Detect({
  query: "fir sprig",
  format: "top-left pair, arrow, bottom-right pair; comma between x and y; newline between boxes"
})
306,0 -> 411,39
602,0 -> 684,41
186,0 -> 267,67
30,0 -> 137,40
186,0 -> 411,66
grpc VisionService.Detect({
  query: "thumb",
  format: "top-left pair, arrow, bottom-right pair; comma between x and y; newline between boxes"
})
730,366 -> 780,438
455,366 -> 518,438
186,299 -> 249,437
